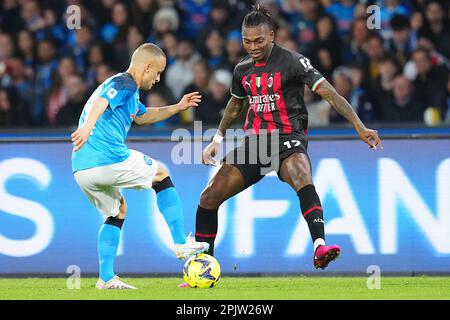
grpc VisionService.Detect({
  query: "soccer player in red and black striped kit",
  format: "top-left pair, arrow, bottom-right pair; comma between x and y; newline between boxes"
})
195,5 -> 382,270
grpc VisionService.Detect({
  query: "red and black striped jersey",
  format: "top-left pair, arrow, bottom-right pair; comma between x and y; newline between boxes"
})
231,44 -> 326,135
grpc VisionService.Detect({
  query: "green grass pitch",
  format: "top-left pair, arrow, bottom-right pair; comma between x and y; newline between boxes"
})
0,276 -> 449,300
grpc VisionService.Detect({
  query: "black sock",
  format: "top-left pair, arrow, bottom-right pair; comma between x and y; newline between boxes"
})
105,216 -> 125,229
195,205 -> 218,256
297,184 -> 325,245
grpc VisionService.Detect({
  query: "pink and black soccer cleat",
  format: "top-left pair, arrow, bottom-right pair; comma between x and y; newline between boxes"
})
314,245 -> 341,269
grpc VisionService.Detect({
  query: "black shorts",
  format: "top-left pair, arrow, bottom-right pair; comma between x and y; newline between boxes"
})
222,133 -> 309,189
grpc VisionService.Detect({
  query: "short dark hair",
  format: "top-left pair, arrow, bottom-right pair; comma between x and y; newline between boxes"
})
242,3 -> 273,29
391,14 -> 410,31
413,46 -> 431,60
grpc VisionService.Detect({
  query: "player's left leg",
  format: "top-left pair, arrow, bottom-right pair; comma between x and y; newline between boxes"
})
152,162 -> 187,245
278,152 -> 340,269
151,161 -> 209,259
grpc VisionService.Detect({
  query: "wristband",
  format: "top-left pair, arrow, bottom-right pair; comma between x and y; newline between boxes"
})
213,133 -> 224,143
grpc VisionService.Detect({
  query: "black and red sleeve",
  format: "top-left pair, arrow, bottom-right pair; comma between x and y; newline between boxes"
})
293,54 -> 326,92
230,66 -> 247,99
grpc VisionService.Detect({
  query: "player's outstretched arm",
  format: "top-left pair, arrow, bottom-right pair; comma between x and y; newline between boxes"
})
202,96 -> 247,166
71,97 -> 109,152
315,80 -> 383,149
134,92 -> 201,125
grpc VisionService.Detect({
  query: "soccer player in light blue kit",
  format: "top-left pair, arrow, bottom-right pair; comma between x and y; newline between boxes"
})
72,43 -> 209,290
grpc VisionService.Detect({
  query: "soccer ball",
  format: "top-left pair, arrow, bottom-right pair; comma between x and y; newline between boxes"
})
183,253 -> 221,288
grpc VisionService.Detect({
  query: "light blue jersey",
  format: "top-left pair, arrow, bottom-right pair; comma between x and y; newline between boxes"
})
72,72 -> 147,172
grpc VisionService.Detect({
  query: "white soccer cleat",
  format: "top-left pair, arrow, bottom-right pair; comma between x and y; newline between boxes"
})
95,275 -> 137,290
173,235 -> 209,260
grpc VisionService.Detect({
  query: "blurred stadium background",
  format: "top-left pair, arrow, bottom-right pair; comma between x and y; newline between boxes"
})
1,0 -> 450,279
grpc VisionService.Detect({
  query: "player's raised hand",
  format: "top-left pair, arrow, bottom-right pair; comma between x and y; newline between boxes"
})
202,141 -> 219,166
357,127 -> 383,150
71,126 -> 92,152
178,92 -> 202,111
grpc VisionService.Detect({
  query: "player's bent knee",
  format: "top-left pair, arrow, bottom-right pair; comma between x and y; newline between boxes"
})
200,186 -> 223,209
153,161 -> 169,184
282,153 -> 313,189
117,197 -> 127,219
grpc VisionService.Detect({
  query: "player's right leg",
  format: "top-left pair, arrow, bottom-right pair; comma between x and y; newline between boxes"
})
195,163 -> 248,256
74,170 -> 136,290
178,163 -> 248,288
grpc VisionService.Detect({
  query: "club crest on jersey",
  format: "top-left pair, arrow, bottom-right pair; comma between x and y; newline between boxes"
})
268,75 -> 273,88
143,155 -> 153,166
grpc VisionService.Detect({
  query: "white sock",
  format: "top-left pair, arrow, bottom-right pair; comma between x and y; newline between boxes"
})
314,238 -> 326,252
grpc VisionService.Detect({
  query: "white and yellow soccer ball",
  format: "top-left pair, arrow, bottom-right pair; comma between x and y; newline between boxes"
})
183,253 -> 221,288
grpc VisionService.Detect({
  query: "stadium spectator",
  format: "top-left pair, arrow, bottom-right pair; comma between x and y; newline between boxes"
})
160,32 -> 178,66
178,0 -> 210,40
287,0 -> 321,53
378,0 -> 410,40
16,30 -> 36,73
418,0 -> 450,59
45,57 -> 77,125
101,1 -> 129,45
0,87 -> 29,127
195,69 -> 231,124
282,38 -> 300,53
69,26 -> 93,75
197,0 -> 233,52
411,47 -> 448,116
151,6 -> 180,42
379,75 -> 424,122
349,63 -> 378,123
373,56 -> 401,110
130,0 -> 159,36
86,44 -> 114,89
36,8 -> 67,47
20,0 -> 45,33
274,25 -> 290,41
388,14 -> 414,66
93,63 -> 116,91
115,25 -> 145,71
0,33 -> 15,64
409,10 -> 424,47
86,0 -> 118,28
204,29 -> 227,70
307,13 -> 342,70
341,17 -> 369,65
365,34 -> 387,85
8,58 -> 34,113
0,0 -> 24,34
329,67 -> 353,123
55,75 -> 87,126
224,30 -> 245,71
315,46 -> 335,80
324,0 -> 355,40
165,39 -> 200,99
182,59 -> 211,123
329,65 -> 377,123
32,39 -> 58,125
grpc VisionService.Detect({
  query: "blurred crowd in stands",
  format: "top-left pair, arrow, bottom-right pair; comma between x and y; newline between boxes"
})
0,0 -> 449,128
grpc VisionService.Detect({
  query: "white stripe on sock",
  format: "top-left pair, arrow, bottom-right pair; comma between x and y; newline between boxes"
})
314,238 -> 326,252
